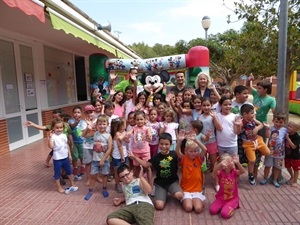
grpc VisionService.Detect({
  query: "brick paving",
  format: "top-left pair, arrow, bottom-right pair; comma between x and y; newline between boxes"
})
1,112 -> 300,224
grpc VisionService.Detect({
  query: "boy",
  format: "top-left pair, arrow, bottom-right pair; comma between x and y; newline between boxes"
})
247,75 -> 276,179
130,133 -> 184,210
240,104 -> 270,185
260,113 -> 287,188
284,121 -> 300,187
84,114 -> 112,200
106,164 -> 155,225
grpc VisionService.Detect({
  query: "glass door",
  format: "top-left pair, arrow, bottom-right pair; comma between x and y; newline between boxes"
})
0,39 -> 42,150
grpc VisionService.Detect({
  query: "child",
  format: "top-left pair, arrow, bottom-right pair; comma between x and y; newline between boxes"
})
177,99 -> 194,132
130,133 -> 184,210
106,164 -> 154,225
285,121 -> 300,187
176,130 -> 207,213
92,99 -> 104,119
240,104 -> 270,185
198,97 -> 222,173
107,90 -> 125,118
103,101 -> 119,133
134,91 -> 149,115
147,107 -> 160,157
216,96 -> 242,156
127,111 -> 152,183
48,118 -> 78,194
209,153 -> 245,219
260,113 -> 287,188
84,115 -> 112,200
81,104 -> 97,186
124,86 -> 136,119
110,118 -> 130,193
156,102 -> 167,122
68,106 -> 87,181
192,96 -> 202,120
159,108 -> 179,151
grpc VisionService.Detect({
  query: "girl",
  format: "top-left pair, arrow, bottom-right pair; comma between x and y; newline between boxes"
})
134,91 -> 149,115
111,118 -> 130,193
198,97 -> 222,174
81,104 -> 97,186
124,85 -> 137,120
182,89 -> 193,101
157,102 -> 167,122
146,92 -> 163,108
176,130 -> 207,213
127,111 -> 152,182
210,154 -> 244,219
210,87 -> 222,113
108,90 -> 125,118
192,96 -> 202,120
178,99 -> 194,132
93,100 -> 103,119
216,96 -> 242,156
147,108 -> 160,157
48,118 -> 78,194
69,105 -> 87,181
159,108 -> 179,151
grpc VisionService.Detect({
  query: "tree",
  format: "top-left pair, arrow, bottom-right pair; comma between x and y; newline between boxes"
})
226,0 -> 300,112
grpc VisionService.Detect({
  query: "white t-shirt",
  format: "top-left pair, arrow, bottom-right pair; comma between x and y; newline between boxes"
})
52,133 -> 69,160
160,122 -> 179,141
216,113 -> 238,147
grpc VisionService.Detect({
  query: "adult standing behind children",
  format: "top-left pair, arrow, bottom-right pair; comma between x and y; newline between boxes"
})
106,164 -> 154,225
130,133 -> 184,210
170,71 -> 192,96
195,72 -> 219,98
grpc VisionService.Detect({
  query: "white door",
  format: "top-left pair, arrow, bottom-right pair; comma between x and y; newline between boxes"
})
0,39 -> 42,150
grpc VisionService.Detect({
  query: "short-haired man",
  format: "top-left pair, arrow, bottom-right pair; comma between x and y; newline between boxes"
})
170,71 -> 191,95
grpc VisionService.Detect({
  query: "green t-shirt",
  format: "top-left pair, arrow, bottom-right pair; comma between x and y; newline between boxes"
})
45,122 -> 72,135
252,89 -> 276,122
114,80 -> 142,93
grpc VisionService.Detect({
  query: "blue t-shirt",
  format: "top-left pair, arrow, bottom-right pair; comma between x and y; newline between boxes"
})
68,119 -> 87,144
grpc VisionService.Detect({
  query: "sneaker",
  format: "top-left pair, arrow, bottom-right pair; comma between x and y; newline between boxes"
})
74,174 -> 83,181
80,166 -> 85,175
248,173 -> 256,185
273,181 -> 280,188
65,186 -> 78,194
259,179 -> 268,185
115,184 -> 123,193
102,188 -> 109,198
60,176 -> 66,185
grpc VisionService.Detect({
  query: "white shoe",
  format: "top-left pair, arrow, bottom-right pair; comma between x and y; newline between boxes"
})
65,186 -> 78,194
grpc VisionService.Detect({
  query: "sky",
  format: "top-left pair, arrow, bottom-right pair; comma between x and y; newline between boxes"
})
69,0 -> 245,47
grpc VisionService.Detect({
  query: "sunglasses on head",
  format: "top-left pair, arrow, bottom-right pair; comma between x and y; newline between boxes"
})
130,66 -> 138,69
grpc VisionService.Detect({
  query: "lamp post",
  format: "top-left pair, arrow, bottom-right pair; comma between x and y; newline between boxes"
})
201,16 -> 211,40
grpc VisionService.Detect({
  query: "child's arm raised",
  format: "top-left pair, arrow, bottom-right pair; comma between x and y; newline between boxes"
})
138,165 -> 152,195
253,118 -> 264,136
211,112 -> 222,131
176,130 -> 185,159
233,116 -> 243,135
286,133 -> 297,149
189,133 -> 207,159
129,151 -> 152,168
263,122 -> 271,138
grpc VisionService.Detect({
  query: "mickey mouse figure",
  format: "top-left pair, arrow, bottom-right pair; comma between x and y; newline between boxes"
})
140,70 -> 170,100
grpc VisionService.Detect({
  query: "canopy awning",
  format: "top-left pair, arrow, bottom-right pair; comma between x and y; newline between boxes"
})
3,0 -> 45,23
49,9 -> 130,59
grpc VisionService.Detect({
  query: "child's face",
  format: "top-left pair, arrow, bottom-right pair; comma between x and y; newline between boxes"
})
149,110 -> 158,122
52,113 -> 61,119
201,101 -> 212,114
243,110 -> 255,121
115,92 -> 124,103
272,118 -> 285,129
127,114 -> 136,126
164,113 -> 173,122
73,109 -> 82,120
125,90 -> 133,100
185,145 -> 198,160
183,91 -> 192,100
176,93 -> 182,102
154,98 -> 161,106
236,90 -> 248,103
118,169 -> 134,184
85,110 -> 95,119
182,102 -> 191,109
221,100 -> 232,114
94,102 -> 102,113
135,114 -> 145,127
287,122 -> 297,134
96,120 -> 108,133
210,92 -> 218,103
157,105 -> 165,115
53,122 -> 64,135
222,90 -> 231,98
138,95 -> 146,104
193,98 -> 201,110
105,107 -> 114,117
158,139 -> 171,155
256,85 -> 267,96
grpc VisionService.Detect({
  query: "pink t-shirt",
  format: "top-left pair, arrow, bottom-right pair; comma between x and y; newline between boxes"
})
114,104 -> 124,118
132,126 -> 150,154
215,169 -> 239,203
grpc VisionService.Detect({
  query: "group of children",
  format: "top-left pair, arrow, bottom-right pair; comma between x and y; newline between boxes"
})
25,72 -> 300,223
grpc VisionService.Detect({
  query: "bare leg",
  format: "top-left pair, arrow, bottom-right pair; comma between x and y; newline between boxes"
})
85,162 -> 91,186
55,179 -> 64,193
292,170 -> 299,187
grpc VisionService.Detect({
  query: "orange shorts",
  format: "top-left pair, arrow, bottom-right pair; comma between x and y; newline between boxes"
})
243,136 -> 270,162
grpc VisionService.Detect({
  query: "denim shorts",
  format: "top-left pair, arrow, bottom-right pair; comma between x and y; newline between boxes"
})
112,157 -> 129,168
90,159 -> 110,175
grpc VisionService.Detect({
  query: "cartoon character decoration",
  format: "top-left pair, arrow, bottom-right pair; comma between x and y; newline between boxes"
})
140,70 -> 170,99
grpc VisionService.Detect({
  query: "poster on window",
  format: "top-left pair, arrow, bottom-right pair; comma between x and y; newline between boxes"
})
26,89 -> 35,97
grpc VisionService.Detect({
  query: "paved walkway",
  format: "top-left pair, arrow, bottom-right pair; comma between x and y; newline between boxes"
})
1,112 -> 300,224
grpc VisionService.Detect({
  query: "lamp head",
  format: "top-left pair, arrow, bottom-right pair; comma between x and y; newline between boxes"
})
201,16 -> 211,30
97,21 -> 111,32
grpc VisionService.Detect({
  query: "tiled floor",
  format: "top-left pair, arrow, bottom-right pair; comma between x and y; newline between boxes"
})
1,137 -> 300,225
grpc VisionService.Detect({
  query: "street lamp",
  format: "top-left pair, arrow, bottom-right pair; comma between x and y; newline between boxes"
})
201,16 -> 211,40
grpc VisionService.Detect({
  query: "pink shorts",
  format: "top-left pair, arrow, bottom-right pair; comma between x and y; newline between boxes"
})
132,152 -> 151,166
206,142 -> 218,155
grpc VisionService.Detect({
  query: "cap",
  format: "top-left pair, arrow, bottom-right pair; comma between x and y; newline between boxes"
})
84,104 -> 95,112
